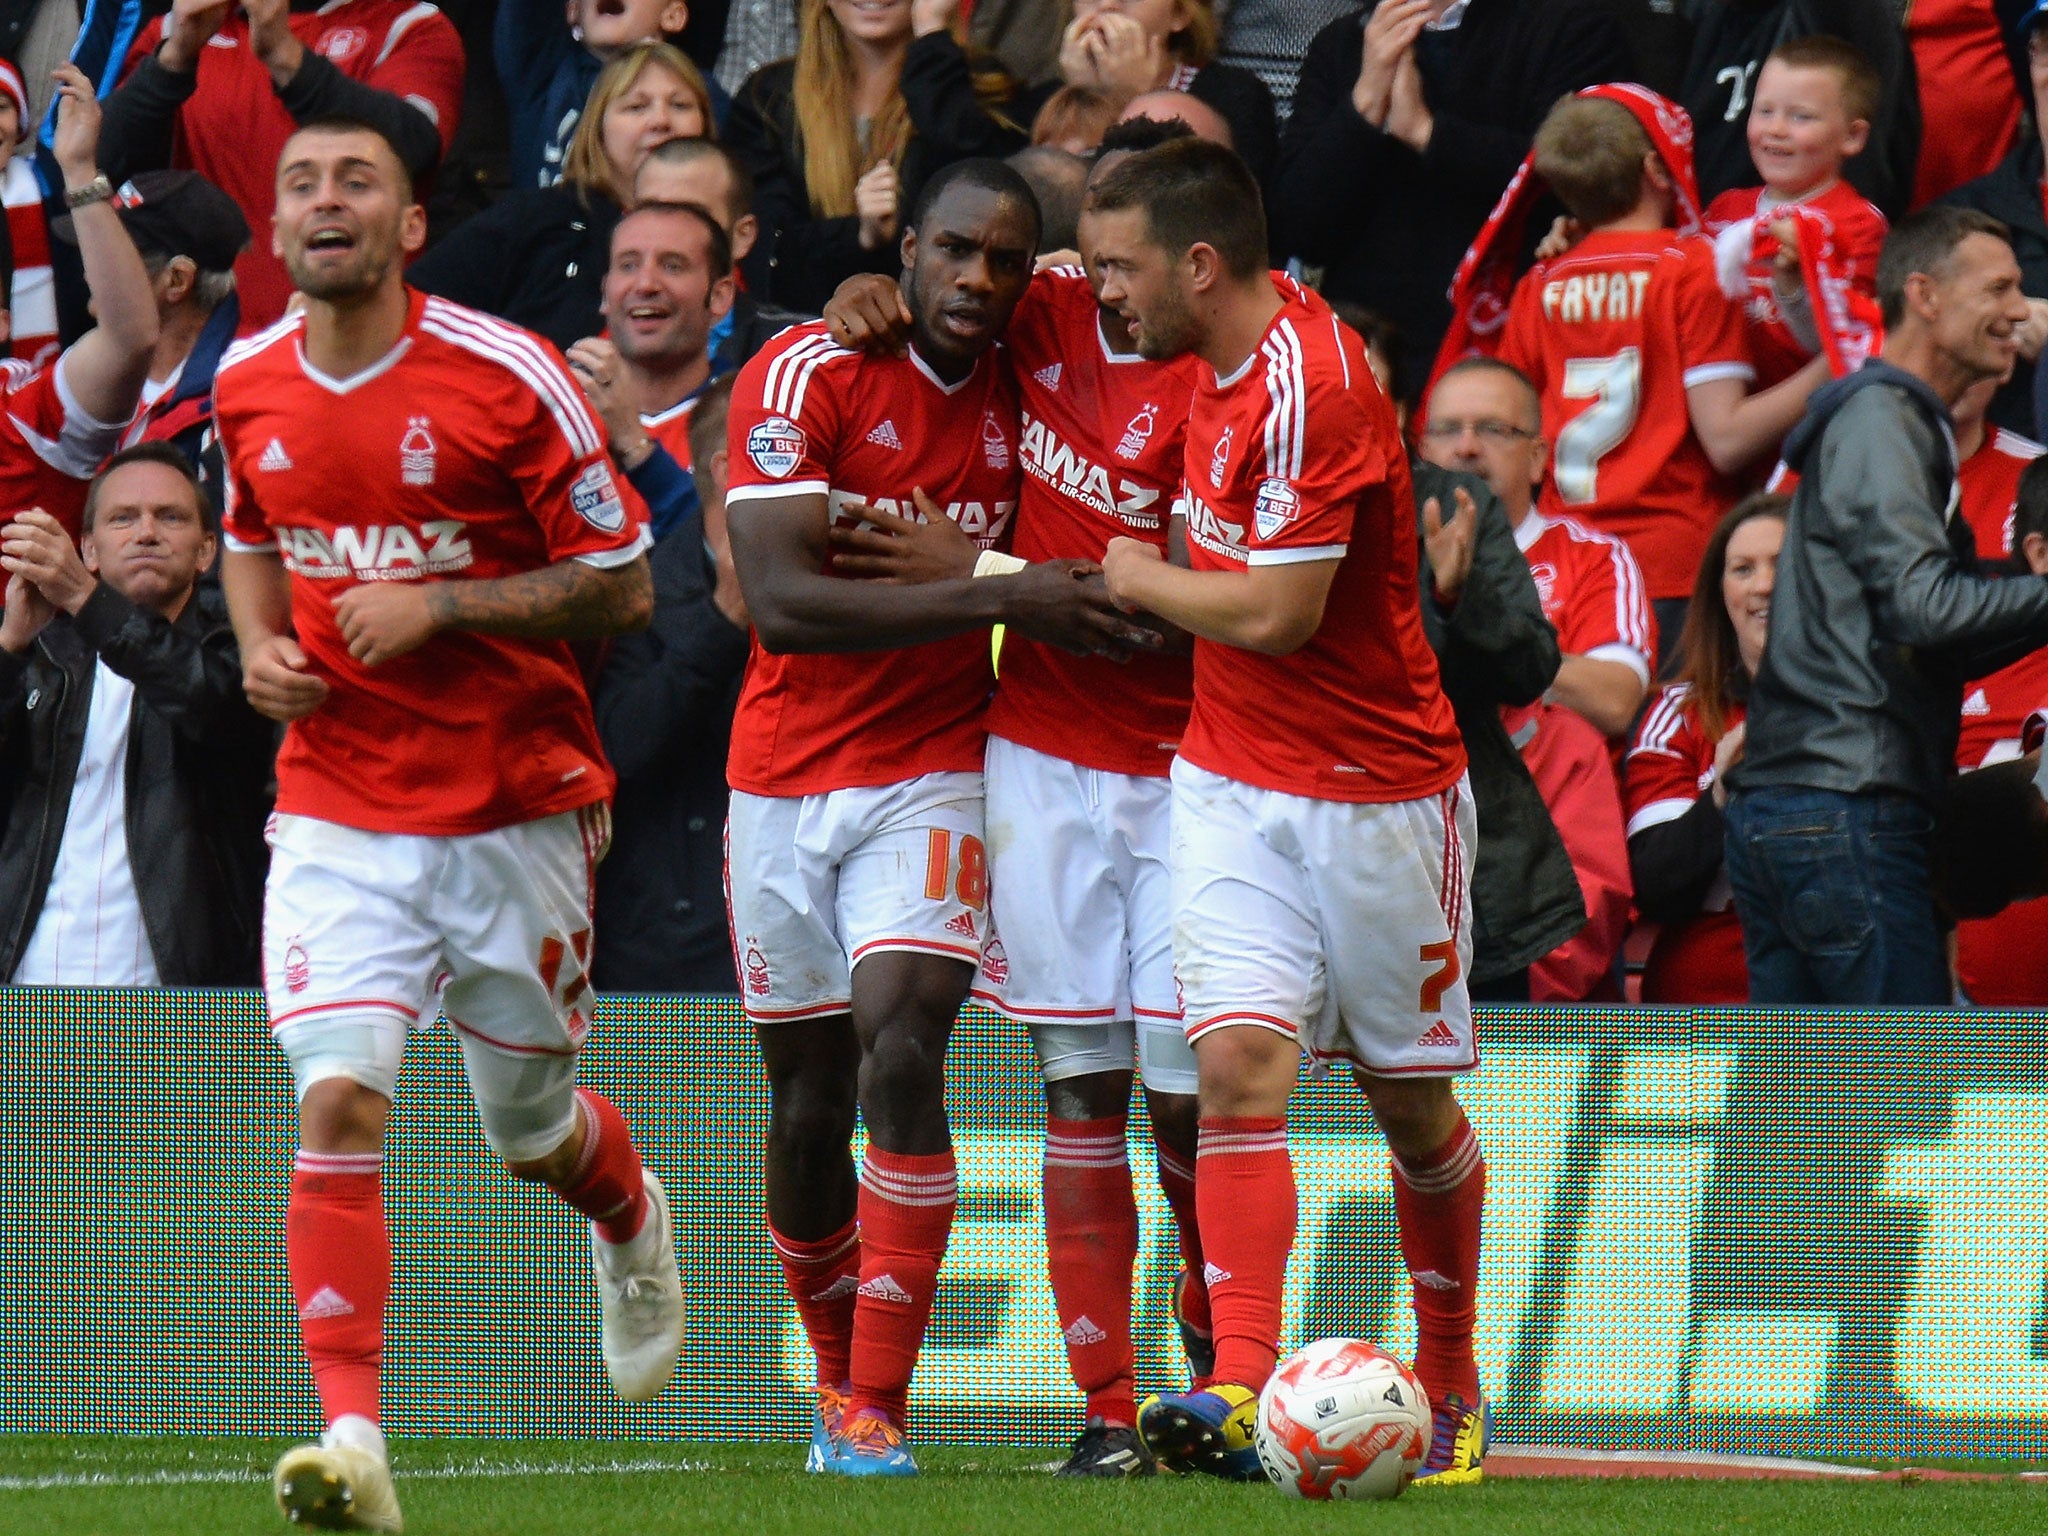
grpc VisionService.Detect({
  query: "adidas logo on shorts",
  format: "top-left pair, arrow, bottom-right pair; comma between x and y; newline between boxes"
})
944,911 -> 978,940
1063,1314 -> 1109,1346
866,419 -> 903,450
299,1286 -> 355,1320
857,1273 -> 914,1304
1415,1019 -> 1460,1049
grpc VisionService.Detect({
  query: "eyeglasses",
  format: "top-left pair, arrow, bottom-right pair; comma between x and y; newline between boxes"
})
1419,418 -> 1538,444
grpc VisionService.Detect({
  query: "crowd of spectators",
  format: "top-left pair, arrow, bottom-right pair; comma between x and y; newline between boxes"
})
7,0 -> 2048,1009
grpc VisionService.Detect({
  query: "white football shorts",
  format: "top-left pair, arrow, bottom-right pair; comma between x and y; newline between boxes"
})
725,771 -> 987,1024
976,736 -> 1196,1096
262,804 -> 610,1162
1169,759 -> 1477,1077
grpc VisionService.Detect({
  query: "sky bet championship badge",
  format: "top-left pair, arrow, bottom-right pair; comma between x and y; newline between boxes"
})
748,416 -> 806,478
1254,477 -> 1300,541
570,462 -> 627,533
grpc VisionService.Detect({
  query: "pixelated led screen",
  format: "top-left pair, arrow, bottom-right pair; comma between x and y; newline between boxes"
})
3,989 -> 2046,1458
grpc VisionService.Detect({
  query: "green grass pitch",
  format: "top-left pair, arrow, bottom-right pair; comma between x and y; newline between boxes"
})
3,1437 -> 2044,1535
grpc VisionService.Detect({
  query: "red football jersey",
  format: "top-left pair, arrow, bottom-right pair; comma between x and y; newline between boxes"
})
215,290 -> 647,835
1624,683 -> 1748,1004
985,268 -> 1200,777
1516,511 -> 1654,682
1910,0 -> 2023,208
723,323 -> 1020,796
642,397 -> 695,469
1177,279 -> 1464,803
1955,425 -> 2048,767
1702,181 -> 1887,389
0,354 -> 128,535
1498,229 -> 1752,601
123,0 -> 465,331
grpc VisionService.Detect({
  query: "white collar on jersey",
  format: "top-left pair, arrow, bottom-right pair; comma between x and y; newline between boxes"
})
907,344 -> 980,395
296,333 -> 414,395
1097,310 -> 1146,366
1513,508 -> 1548,553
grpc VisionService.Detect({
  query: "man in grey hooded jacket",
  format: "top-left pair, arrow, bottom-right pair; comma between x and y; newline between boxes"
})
1726,206 -> 2048,1005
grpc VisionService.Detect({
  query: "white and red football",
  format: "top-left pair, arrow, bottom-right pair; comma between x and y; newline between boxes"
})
1254,1338 -> 1431,1500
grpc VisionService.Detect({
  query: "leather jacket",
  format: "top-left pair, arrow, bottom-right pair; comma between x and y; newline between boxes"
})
1413,462 -> 1586,983
0,582 -> 274,985
1736,361 -> 2048,809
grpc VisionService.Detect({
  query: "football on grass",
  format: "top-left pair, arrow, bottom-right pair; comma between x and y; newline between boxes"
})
1254,1338 -> 1431,1500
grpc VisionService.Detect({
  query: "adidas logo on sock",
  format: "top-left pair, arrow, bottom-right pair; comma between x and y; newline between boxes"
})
1202,1261 -> 1231,1285
857,1273 -> 914,1304
866,419 -> 903,450
299,1286 -> 355,1320
811,1274 -> 861,1302
258,438 -> 294,472
1416,1019 -> 1460,1049
1033,363 -> 1062,391
1412,1269 -> 1460,1291
1062,1314 -> 1109,1346
944,911 -> 978,939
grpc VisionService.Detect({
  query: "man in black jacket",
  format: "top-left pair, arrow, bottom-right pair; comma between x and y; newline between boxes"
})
1726,207 -> 2048,1005
593,373 -> 749,992
1271,0 -> 1630,399
0,442 -> 272,985
1412,460 -> 1584,1000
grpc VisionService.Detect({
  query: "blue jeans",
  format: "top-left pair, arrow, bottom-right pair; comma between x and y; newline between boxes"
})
1722,786 -> 1950,1006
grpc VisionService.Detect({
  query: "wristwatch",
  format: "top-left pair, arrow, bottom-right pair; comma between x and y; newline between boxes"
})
64,174 -> 113,210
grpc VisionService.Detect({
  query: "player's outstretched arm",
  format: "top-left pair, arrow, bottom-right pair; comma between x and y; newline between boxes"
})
1102,536 -> 1337,655
733,490 -> 1157,656
330,553 -> 654,666
223,548 -> 330,722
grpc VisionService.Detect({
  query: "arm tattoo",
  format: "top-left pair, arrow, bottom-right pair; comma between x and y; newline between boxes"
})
426,555 -> 652,640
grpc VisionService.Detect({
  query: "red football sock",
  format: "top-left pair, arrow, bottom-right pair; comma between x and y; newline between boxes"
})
1390,1109 -> 1486,1409
1195,1116 -> 1295,1392
769,1217 -> 860,1388
560,1089 -> 649,1244
1154,1143 -> 1210,1342
848,1147 -> 956,1429
1043,1116 -> 1139,1426
287,1150 -> 389,1428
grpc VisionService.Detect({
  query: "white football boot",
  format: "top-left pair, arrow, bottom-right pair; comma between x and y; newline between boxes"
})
273,1417 -> 403,1532
592,1167 -> 685,1400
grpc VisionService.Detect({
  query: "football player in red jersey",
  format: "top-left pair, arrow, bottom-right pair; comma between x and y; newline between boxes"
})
215,119 -> 675,1534
1091,139 -> 1489,1485
819,117 -> 1212,1479
722,157 -> 1157,1478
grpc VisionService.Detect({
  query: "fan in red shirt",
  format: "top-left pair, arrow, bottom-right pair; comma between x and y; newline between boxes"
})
0,66 -> 161,541
1623,494 -> 1789,1005
1492,90 -> 1826,655
214,118 -> 672,1535
1948,376 -> 2048,1005
720,158 -> 1157,1479
1909,0 -> 2024,208
1092,138 -> 1486,1486
109,0 -> 464,331
813,118 -> 1209,1478
1702,38 -> 1888,389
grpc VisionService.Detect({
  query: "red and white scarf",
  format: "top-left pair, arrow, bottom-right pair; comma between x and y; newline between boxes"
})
1429,83 -> 1702,394
1711,201 -> 1884,377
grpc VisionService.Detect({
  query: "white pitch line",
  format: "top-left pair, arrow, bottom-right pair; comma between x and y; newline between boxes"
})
0,1458 -> 711,1493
